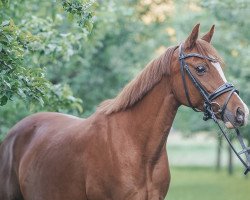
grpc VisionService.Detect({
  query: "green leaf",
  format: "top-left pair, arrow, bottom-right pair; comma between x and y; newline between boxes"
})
0,96 -> 8,106
17,88 -> 26,98
3,80 -> 11,89
2,20 -> 10,27
37,96 -> 44,107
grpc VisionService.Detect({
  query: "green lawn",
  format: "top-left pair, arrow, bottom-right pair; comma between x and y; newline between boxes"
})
166,167 -> 250,200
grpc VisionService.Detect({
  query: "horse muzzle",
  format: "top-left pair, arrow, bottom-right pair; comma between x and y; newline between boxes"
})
223,107 -> 246,129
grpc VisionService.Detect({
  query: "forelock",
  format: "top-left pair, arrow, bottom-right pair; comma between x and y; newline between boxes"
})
196,39 -> 224,66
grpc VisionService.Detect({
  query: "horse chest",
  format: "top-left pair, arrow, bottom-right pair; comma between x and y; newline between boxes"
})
85,159 -> 170,200
83,130 -> 170,199
86,179 -> 167,200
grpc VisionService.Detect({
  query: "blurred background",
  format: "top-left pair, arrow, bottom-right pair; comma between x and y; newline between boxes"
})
0,0 -> 250,199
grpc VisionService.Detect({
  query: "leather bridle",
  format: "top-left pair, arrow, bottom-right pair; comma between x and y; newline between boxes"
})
178,43 -> 250,175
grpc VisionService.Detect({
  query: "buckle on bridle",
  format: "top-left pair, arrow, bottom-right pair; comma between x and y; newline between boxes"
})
203,102 -> 212,121
203,101 -> 222,121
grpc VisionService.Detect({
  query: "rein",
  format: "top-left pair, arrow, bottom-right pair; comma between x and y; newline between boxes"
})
178,43 -> 250,175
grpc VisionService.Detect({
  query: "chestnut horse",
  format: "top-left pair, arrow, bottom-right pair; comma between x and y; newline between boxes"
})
0,24 -> 249,200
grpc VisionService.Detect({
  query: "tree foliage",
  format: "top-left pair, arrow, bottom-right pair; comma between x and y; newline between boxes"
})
0,0 -> 96,137
61,0 -> 97,32
0,19 -> 49,106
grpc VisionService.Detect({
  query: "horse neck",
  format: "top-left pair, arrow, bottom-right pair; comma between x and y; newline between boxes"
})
112,76 -> 179,161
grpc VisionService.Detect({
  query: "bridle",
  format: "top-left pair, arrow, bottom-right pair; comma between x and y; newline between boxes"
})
178,43 -> 250,175
179,43 -> 238,119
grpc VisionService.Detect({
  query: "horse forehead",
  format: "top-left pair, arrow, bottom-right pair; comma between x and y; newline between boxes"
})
211,62 -> 227,82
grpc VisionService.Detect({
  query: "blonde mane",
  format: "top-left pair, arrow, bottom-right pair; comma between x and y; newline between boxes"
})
98,46 -> 178,114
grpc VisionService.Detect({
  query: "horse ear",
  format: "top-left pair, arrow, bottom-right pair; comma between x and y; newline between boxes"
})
184,23 -> 200,50
201,25 -> 215,43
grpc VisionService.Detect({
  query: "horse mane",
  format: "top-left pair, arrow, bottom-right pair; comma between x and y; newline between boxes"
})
98,45 -> 178,114
98,39 -> 223,115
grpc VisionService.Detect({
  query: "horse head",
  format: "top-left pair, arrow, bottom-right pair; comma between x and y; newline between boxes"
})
170,24 -> 249,129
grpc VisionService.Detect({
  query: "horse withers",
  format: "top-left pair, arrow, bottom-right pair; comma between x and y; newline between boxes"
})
0,24 -> 248,200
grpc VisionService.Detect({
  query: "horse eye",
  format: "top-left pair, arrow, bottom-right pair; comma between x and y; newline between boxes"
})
195,65 -> 206,75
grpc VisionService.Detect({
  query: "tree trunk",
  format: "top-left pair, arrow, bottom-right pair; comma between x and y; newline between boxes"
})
246,138 -> 250,179
216,136 -> 223,171
228,138 -> 233,175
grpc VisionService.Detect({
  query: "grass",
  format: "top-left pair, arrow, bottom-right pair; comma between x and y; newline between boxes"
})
166,167 -> 250,200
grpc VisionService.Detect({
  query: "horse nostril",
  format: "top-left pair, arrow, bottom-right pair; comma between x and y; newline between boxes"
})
236,107 -> 245,125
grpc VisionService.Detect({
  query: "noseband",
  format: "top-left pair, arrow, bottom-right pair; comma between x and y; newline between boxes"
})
178,43 -> 250,175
